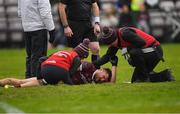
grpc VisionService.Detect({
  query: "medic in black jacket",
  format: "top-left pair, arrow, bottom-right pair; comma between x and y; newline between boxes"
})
96,27 -> 175,83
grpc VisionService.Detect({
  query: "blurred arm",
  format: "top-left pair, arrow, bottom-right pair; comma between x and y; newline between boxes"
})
92,2 -> 100,34
110,66 -> 117,83
58,2 -> 68,27
109,56 -> 118,83
58,2 -> 73,37
93,47 -> 118,67
92,2 -> 100,19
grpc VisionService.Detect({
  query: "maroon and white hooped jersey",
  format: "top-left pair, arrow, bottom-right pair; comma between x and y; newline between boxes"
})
71,61 -> 97,85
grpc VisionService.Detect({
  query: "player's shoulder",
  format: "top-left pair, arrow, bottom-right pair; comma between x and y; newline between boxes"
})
81,61 -> 95,69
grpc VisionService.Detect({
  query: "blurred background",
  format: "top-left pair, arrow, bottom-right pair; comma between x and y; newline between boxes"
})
0,0 -> 180,48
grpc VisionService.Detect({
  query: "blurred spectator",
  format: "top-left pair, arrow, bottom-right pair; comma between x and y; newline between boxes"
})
101,3 -> 118,27
51,4 -> 67,48
144,0 -> 159,9
117,0 -> 136,27
131,0 -> 144,11
53,26 -> 67,48
118,0 -> 132,10
136,1 -> 150,33
130,0 -> 144,26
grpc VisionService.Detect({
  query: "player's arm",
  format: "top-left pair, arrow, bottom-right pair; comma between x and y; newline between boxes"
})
92,2 -> 100,34
110,66 -> 117,83
109,56 -> 118,83
59,1 -> 73,37
92,2 -> 100,24
58,2 -> 68,28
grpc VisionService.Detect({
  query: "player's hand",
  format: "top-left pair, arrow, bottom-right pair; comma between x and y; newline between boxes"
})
64,26 -> 73,37
110,56 -> 118,66
94,24 -> 101,35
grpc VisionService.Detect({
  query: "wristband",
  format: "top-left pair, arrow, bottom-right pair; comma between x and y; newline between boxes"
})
94,16 -> 100,23
63,24 -> 69,28
95,22 -> 100,25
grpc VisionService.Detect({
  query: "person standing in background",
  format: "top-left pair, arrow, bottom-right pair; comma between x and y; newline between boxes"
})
59,0 -> 101,63
18,0 -> 56,78
117,0 -> 136,27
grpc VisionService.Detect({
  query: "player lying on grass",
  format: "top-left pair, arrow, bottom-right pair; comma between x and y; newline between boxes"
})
0,58 -> 117,88
71,56 -> 117,84
0,38 -> 90,87
97,26 -> 175,83
0,40 -> 118,88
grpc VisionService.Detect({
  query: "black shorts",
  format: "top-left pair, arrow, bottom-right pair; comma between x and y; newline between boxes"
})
67,20 -> 98,48
39,65 -> 73,85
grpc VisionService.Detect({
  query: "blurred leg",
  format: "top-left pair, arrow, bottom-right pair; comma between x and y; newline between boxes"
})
0,78 -> 36,87
20,78 -> 40,87
24,32 -> 32,78
31,30 -> 47,77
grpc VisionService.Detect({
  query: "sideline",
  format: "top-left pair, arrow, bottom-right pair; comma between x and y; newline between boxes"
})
0,102 -> 25,114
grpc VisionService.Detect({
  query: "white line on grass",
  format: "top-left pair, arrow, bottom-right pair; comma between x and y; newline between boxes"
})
0,102 -> 25,114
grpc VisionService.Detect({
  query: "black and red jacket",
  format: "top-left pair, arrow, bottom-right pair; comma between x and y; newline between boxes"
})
117,27 -> 160,49
42,50 -> 79,71
94,27 -> 161,67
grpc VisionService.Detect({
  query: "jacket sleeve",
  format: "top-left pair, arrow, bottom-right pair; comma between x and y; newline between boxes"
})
121,28 -> 146,48
69,57 -> 81,76
93,46 -> 118,67
38,0 -> 55,31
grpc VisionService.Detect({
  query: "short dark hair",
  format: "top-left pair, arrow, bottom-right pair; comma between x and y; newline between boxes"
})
103,68 -> 112,82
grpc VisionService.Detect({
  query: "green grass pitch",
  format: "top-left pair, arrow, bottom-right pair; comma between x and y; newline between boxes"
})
0,44 -> 180,113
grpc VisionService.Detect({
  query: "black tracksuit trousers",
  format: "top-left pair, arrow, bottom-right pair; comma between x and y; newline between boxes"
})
129,46 -> 164,82
24,29 -> 48,78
